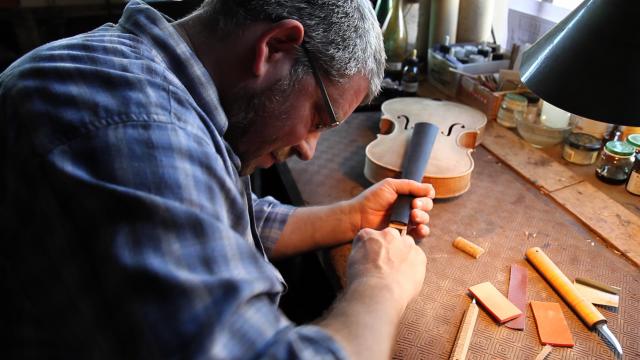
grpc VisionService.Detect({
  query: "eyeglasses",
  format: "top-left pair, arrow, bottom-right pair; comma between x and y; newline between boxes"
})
301,44 -> 341,131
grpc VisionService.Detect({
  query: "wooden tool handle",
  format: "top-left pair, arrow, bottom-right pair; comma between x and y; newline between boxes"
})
389,122 -> 439,227
525,247 -> 606,328
450,301 -> 479,360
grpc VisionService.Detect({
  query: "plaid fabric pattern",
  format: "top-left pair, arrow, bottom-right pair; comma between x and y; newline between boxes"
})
0,1 -> 345,358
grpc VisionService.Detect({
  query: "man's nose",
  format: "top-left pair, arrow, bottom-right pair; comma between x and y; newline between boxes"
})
295,132 -> 320,161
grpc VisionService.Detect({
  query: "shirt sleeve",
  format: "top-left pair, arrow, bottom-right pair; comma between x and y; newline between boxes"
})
42,120 -> 347,359
252,193 -> 295,255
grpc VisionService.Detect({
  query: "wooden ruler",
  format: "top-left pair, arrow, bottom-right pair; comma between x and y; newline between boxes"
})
450,299 -> 479,360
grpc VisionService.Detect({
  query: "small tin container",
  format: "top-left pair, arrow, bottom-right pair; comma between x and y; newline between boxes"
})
595,140 -> 636,184
562,133 -> 601,165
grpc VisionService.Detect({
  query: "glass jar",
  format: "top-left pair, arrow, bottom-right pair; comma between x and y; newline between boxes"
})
497,93 -> 527,128
595,141 -> 636,184
562,133 -> 601,165
628,134 -> 640,155
521,92 -> 541,114
627,159 -> 640,195
626,134 -> 640,195
622,126 -> 640,141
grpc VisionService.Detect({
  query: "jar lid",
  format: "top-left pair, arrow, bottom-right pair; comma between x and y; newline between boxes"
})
605,140 -> 635,156
565,132 -> 601,151
504,93 -> 527,103
627,133 -> 640,148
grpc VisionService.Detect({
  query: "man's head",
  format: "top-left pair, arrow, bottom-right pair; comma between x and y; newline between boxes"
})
181,0 -> 385,175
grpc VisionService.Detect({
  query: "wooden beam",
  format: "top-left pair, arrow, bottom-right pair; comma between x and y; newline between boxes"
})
481,122 -> 582,192
481,121 -> 640,267
550,182 -> 640,266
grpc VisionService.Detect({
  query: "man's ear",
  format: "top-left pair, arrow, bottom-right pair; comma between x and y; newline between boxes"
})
253,19 -> 304,79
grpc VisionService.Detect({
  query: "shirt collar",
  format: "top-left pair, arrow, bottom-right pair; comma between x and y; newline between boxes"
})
117,0 -> 230,139
116,1 -> 245,171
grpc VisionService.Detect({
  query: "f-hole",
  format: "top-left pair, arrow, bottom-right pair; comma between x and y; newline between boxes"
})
442,123 -> 465,136
398,115 -> 410,130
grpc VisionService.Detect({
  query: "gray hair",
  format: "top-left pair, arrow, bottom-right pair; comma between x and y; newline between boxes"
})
195,0 -> 385,103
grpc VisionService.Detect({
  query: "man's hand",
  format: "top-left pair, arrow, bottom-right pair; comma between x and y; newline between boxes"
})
318,227 -> 427,360
346,178 -> 435,239
348,227 -> 427,305
273,179 -> 433,260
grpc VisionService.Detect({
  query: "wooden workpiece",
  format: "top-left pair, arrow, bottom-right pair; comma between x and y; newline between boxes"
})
449,299 -> 479,360
452,236 -> 485,258
468,282 -> 522,323
575,277 -> 621,295
573,281 -> 620,308
530,301 -> 575,347
505,264 -> 528,330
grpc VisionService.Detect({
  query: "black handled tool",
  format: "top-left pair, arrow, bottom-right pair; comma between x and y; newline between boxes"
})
388,122 -> 439,235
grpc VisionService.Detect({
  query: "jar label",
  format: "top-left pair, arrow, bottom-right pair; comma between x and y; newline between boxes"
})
627,171 -> 640,195
565,148 -> 575,161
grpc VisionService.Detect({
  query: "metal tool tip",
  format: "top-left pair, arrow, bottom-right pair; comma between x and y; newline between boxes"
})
596,323 -> 623,355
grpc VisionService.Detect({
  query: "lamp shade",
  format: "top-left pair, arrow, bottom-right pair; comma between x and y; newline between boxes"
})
520,0 -> 640,126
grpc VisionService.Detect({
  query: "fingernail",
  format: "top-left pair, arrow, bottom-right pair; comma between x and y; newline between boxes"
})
415,200 -> 422,208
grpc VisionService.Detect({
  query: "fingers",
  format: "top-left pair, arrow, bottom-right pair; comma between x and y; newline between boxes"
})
410,223 -> 430,239
410,207 -> 431,236
355,227 -> 414,246
348,227 -> 426,305
412,197 -> 433,212
383,178 -> 435,199
411,208 -> 430,224
354,227 -> 402,245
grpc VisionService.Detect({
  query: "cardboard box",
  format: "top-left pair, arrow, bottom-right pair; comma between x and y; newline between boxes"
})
456,75 -> 526,121
427,49 -> 510,97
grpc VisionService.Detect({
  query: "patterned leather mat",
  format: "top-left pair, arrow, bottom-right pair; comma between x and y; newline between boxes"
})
285,112 -> 639,359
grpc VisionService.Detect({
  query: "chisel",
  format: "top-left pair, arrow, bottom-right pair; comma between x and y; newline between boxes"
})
525,247 -> 622,355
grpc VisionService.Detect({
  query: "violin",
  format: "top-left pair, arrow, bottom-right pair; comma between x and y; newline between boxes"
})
364,97 -> 487,198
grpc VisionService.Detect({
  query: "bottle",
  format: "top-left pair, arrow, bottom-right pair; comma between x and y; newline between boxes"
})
382,0 -> 407,82
602,125 -> 622,146
400,49 -> 419,96
628,158 -> 640,195
626,134 -> 640,195
375,0 -> 392,27
595,140 -> 636,185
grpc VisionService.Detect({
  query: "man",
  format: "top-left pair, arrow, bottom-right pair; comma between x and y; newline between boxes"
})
0,0 -> 435,358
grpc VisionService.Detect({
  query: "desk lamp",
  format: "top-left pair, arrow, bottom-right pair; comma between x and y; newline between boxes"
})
520,0 -> 639,127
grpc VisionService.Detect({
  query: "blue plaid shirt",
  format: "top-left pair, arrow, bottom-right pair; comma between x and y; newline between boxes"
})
0,1 -> 346,358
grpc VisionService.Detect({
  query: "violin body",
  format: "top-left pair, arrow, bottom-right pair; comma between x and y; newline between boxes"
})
364,98 -> 487,198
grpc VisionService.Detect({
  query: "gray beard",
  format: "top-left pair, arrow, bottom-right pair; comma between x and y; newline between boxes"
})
223,78 -> 295,175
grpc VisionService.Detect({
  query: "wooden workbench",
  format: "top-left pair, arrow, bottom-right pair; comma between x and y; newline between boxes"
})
283,111 -> 639,359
